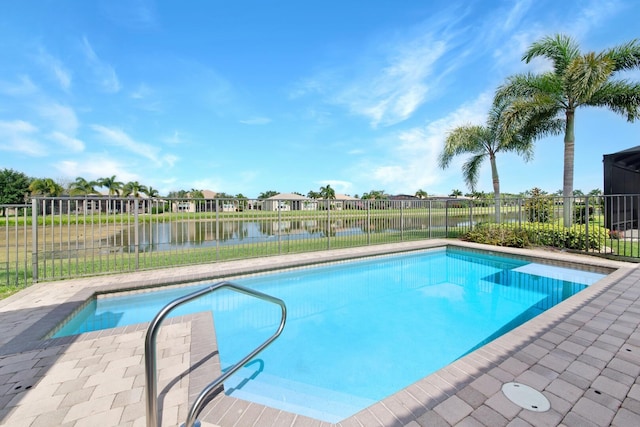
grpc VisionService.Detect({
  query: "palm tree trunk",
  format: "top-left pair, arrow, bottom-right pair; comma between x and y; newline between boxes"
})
563,109 -> 575,227
490,154 -> 501,223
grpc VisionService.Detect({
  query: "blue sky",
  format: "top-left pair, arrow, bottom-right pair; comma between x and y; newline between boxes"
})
1,0 -> 639,198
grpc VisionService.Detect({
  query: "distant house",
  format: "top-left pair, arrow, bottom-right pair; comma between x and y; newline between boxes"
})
321,194 -> 359,210
389,194 -> 422,208
264,193 -> 317,211
172,190 -> 218,213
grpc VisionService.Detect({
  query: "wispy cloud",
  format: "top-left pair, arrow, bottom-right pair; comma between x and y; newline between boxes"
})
49,131 -> 84,152
239,117 -> 272,125
569,0 -> 624,39
81,36 -> 121,93
0,120 -> 47,156
294,13 -> 462,128
54,156 -> 139,182
100,0 -> 159,30
356,92 -> 492,194
0,75 -> 38,96
35,47 -> 72,91
316,180 -> 353,194
91,125 -> 169,165
163,130 -> 186,145
37,102 -> 79,135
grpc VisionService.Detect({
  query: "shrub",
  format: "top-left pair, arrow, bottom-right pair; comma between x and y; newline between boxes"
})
463,224 -> 529,248
464,222 -> 610,252
521,222 -> 609,251
523,188 -> 553,223
573,203 -> 594,224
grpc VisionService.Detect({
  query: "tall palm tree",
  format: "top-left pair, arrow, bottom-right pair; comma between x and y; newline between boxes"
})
69,177 -> 98,196
439,96 -> 560,221
496,34 -> 640,225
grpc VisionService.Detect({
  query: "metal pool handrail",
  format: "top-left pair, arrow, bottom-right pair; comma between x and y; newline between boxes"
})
144,280 -> 287,427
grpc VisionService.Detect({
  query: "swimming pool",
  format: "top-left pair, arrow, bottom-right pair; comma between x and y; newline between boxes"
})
52,247 -> 606,422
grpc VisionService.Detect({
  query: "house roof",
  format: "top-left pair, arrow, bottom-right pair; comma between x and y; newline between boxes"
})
335,193 -> 358,200
268,193 -> 310,200
604,146 -> 640,172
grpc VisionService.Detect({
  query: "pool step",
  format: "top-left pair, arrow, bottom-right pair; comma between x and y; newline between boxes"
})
224,367 -> 376,423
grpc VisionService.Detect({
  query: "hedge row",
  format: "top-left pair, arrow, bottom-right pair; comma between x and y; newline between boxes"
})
463,223 -> 610,251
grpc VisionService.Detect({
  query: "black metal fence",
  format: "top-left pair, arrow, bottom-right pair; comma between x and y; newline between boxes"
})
1,195 -> 636,288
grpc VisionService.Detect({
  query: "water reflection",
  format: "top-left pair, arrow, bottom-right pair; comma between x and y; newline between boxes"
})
110,212 -> 521,253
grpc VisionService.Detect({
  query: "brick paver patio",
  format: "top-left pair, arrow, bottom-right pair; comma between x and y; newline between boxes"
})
0,240 -> 638,426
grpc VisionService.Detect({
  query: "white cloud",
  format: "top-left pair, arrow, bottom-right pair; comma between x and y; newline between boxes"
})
333,36 -> 448,128
162,154 -> 179,168
130,83 -> 152,99
191,178 -> 223,192
316,180 -> 353,194
91,125 -> 166,165
36,47 -> 72,91
0,120 -> 46,156
569,0 -> 624,39
239,117 -> 272,125
0,75 -> 38,96
358,92 -> 492,194
37,102 -> 79,135
81,36 -> 121,93
162,130 -> 186,145
54,156 -> 138,182
49,131 -> 84,152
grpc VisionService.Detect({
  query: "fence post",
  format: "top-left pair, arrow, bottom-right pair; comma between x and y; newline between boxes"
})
134,198 -> 140,270
469,200 -> 474,232
445,200 -> 449,238
366,200 -> 371,245
585,196 -> 590,252
276,201 -> 283,254
518,198 -> 522,228
428,200 -> 432,239
326,200 -> 331,250
400,202 -> 404,241
31,198 -> 38,283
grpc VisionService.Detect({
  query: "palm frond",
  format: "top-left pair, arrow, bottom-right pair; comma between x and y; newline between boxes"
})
565,53 -> 615,103
462,154 -> 485,191
439,125 -> 487,168
523,34 -> 580,75
588,80 -> 640,121
606,39 -> 640,71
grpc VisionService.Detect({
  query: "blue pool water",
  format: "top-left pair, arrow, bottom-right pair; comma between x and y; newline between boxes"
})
52,248 -> 606,422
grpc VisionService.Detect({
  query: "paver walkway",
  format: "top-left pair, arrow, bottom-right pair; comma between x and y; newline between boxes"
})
0,240 -> 638,426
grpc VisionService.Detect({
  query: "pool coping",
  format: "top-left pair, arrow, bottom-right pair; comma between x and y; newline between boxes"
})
0,239 -> 638,426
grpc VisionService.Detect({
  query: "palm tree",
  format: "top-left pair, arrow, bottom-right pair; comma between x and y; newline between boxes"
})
144,186 -> 160,198
318,185 -> 335,200
122,181 -> 147,198
439,96 -> 558,221
415,189 -> 428,199
362,190 -> 388,200
69,177 -> 98,196
497,34 -> 640,225
97,175 -> 123,197
97,175 -> 123,214
449,189 -> 463,198
29,178 -> 64,196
